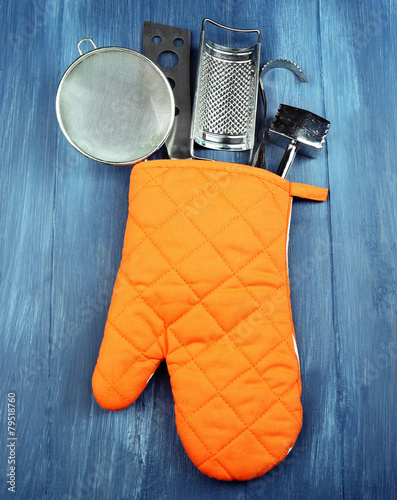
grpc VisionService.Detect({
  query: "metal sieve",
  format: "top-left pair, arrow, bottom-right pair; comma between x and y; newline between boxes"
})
56,38 -> 175,165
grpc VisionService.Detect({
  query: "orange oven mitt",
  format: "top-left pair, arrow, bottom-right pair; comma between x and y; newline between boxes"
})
92,159 -> 328,481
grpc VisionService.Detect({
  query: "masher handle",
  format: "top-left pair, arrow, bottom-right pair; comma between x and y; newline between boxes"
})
276,140 -> 298,178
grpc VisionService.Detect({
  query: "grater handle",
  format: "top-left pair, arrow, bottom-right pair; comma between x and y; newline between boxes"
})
276,140 -> 298,178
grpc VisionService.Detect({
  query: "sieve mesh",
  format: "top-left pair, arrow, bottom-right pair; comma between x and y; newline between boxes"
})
56,48 -> 174,164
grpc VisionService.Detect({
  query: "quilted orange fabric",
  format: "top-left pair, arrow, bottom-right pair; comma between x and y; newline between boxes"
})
92,159 -> 328,481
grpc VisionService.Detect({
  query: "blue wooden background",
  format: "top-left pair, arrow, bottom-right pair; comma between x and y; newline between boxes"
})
1,0 -> 396,498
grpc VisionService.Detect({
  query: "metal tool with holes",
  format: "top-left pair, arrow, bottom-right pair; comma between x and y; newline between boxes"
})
269,105 -> 330,178
190,19 -> 261,162
143,21 -> 192,159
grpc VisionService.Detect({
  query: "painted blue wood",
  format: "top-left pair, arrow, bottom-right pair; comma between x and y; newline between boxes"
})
0,0 -> 396,498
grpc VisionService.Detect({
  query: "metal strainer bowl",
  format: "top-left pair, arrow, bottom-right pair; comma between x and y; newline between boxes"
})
56,39 -> 175,165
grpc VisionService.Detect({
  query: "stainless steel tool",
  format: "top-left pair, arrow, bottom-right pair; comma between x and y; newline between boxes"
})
252,59 -> 308,170
56,38 -> 174,165
190,19 -> 261,162
143,21 -> 192,159
269,104 -> 330,178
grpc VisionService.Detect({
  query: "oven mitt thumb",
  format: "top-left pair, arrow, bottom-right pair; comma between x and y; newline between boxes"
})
92,159 -> 328,481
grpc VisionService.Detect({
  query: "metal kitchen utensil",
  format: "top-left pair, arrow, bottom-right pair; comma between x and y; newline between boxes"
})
56,38 -> 175,165
143,21 -> 192,159
270,104 -> 330,178
252,59 -> 308,170
191,19 -> 261,162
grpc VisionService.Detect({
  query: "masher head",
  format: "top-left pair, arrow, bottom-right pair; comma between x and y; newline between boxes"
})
269,104 -> 330,158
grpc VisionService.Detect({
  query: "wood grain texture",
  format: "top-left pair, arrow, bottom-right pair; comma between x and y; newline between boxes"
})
0,0 -> 396,498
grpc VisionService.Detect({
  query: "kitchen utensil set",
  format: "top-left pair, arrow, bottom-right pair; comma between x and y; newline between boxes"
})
56,19 -> 330,177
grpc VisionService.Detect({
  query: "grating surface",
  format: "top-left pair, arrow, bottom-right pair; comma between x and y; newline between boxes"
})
194,51 -> 257,145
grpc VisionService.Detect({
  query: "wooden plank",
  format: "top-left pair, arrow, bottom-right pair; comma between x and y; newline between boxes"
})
0,0 -> 61,497
245,1 -> 340,499
320,1 -> 397,498
48,1 -> 136,497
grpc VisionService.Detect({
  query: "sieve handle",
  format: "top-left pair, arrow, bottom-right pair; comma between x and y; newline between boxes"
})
77,38 -> 97,55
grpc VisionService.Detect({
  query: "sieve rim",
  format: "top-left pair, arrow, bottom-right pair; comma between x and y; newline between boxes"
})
56,45 -> 175,166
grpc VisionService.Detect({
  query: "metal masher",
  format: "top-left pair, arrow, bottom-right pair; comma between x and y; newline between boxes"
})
270,104 -> 330,178
190,19 -> 261,162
